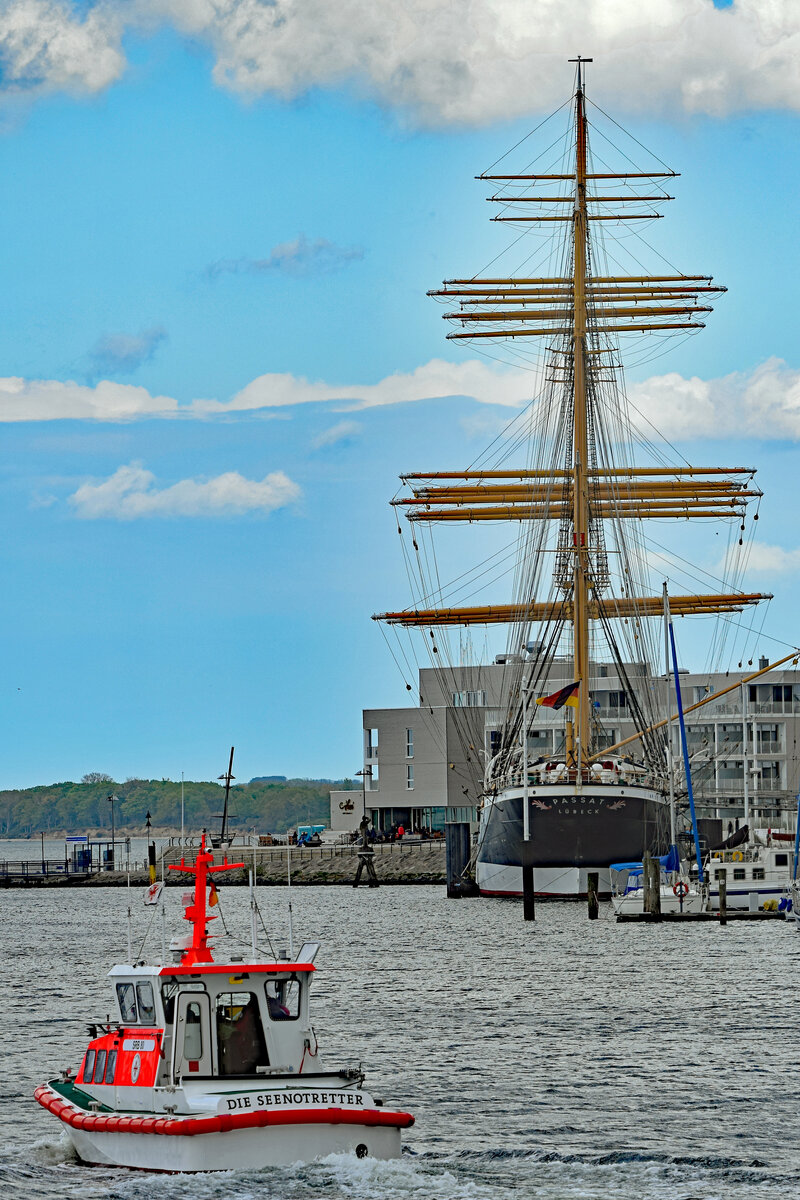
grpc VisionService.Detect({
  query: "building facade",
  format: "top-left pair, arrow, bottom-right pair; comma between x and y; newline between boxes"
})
344,659 -> 800,836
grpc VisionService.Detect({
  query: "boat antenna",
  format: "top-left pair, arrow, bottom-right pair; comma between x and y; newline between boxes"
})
126,868 -> 132,963
287,844 -> 295,960
216,746 -> 235,846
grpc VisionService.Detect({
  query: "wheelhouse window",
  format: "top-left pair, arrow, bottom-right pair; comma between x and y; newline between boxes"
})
265,975 -> 301,1021
116,982 -> 137,1023
183,1001 -> 204,1062
136,982 -> 156,1025
753,868 -> 765,880
105,1049 -> 117,1084
161,979 -> 205,1025
93,1048 -> 107,1083
216,991 -> 268,1076
775,853 -> 789,867
733,868 -> 746,881
83,1048 -> 96,1083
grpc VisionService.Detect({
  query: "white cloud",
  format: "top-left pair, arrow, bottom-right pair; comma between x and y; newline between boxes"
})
133,0 -> 800,125
311,420 -> 363,449
68,462 -> 301,518
629,358 -> 800,441
0,375 -> 179,420
206,235 -> 363,280
723,541 -> 800,575
222,358 -> 528,414
5,2 -> 800,123
0,0 -> 124,97
6,357 -> 800,439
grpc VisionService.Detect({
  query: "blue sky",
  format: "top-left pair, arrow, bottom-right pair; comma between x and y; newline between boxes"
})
0,2 -> 798,788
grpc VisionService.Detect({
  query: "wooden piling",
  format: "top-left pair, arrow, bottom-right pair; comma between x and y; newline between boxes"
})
445,822 -> 472,898
522,841 -> 535,921
718,867 -> 727,925
587,871 -> 599,920
643,853 -> 661,919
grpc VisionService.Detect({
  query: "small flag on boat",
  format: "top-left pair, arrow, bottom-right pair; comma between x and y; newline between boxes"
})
143,881 -> 163,906
535,682 -> 580,710
208,880 -> 219,907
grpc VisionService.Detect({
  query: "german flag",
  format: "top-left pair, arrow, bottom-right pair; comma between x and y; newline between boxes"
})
535,682 -> 580,710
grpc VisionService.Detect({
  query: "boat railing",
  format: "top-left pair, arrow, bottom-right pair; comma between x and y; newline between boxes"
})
490,768 -> 665,794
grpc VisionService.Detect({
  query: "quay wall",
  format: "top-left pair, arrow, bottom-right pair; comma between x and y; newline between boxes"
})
0,840 -> 447,887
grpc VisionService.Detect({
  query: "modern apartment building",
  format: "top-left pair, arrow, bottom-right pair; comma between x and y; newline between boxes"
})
348,659 -> 800,835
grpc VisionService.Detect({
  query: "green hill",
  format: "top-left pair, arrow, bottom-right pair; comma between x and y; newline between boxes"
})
0,776 -> 355,838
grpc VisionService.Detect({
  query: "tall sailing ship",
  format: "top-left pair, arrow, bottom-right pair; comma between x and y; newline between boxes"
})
375,60 -> 768,897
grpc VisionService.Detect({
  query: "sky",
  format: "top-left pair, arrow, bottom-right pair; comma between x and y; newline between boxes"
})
0,0 -> 799,788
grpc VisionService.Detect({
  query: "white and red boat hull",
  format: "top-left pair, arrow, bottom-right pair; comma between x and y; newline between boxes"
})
36,1083 -> 411,1170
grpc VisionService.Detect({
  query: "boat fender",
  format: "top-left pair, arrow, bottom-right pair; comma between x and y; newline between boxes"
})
672,881 -> 689,898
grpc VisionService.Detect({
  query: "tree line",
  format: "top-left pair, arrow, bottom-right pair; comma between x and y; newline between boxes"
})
0,776 -> 356,838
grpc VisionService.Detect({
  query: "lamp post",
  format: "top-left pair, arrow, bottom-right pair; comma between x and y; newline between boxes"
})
107,794 -> 121,871
355,766 -> 373,821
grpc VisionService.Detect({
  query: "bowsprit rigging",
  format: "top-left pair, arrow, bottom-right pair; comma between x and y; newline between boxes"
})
373,59 -> 770,901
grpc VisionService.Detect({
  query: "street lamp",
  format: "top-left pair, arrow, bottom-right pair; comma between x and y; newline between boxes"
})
355,767 -> 373,820
107,794 -> 121,871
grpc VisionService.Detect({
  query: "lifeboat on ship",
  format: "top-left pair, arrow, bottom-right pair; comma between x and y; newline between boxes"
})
35,835 -> 413,1171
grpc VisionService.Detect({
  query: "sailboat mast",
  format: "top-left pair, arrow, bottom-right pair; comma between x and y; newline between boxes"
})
571,59 -> 592,763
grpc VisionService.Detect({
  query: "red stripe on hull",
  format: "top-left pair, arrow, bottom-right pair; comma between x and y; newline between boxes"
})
35,1085 -> 414,1136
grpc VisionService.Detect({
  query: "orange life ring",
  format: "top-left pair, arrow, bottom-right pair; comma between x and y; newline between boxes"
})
673,881 -> 689,898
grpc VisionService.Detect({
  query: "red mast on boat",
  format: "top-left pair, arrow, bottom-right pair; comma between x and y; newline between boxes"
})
169,833 -> 244,965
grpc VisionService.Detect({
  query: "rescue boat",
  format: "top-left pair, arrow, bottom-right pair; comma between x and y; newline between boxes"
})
35,836 -> 413,1171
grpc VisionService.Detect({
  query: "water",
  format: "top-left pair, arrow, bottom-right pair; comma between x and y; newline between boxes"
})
2,884 -> 799,1199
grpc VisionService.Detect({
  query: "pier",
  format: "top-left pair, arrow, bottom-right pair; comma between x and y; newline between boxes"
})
0,839 -> 448,887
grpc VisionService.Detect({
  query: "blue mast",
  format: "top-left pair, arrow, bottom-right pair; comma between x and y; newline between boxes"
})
668,619 -> 704,885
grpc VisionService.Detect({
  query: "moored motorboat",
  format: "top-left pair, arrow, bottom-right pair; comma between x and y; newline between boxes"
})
35,836 -> 413,1171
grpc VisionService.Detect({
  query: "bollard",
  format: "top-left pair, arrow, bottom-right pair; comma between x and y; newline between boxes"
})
445,823 -> 472,898
643,853 -> 654,914
587,871 -> 599,920
718,868 -> 727,925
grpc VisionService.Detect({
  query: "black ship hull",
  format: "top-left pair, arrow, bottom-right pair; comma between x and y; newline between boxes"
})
476,784 -> 670,898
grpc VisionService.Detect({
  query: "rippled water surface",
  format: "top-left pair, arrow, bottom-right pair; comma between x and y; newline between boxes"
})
2,884 -> 799,1199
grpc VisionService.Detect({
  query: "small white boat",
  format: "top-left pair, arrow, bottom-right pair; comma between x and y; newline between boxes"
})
610,852 -> 704,916
700,834 -> 795,912
35,836 -> 413,1171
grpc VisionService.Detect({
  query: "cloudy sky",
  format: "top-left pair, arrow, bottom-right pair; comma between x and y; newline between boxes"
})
0,0 -> 798,789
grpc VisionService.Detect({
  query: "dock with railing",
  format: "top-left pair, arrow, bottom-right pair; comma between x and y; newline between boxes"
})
0,839 -> 448,887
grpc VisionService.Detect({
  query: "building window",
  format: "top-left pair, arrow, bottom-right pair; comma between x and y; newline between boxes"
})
452,690 -> 486,708
757,724 -> 780,750
406,728 -> 414,758
748,684 -> 758,703
365,728 -> 378,759
488,729 -> 502,757
406,765 -> 414,790
773,685 -> 792,703
369,765 -> 379,790
607,691 -> 627,710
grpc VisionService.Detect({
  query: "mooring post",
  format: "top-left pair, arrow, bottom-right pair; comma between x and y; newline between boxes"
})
718,866 -> 727,925
587,871 -> 599,920
643,852 -> 654,914
522,860 -> 536,921
445,822 -> 471,898
649,856 -> 661,919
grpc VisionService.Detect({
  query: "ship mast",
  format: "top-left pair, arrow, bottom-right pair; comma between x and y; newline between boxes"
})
571,56 -> 591,762
375,60 -> 770,771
